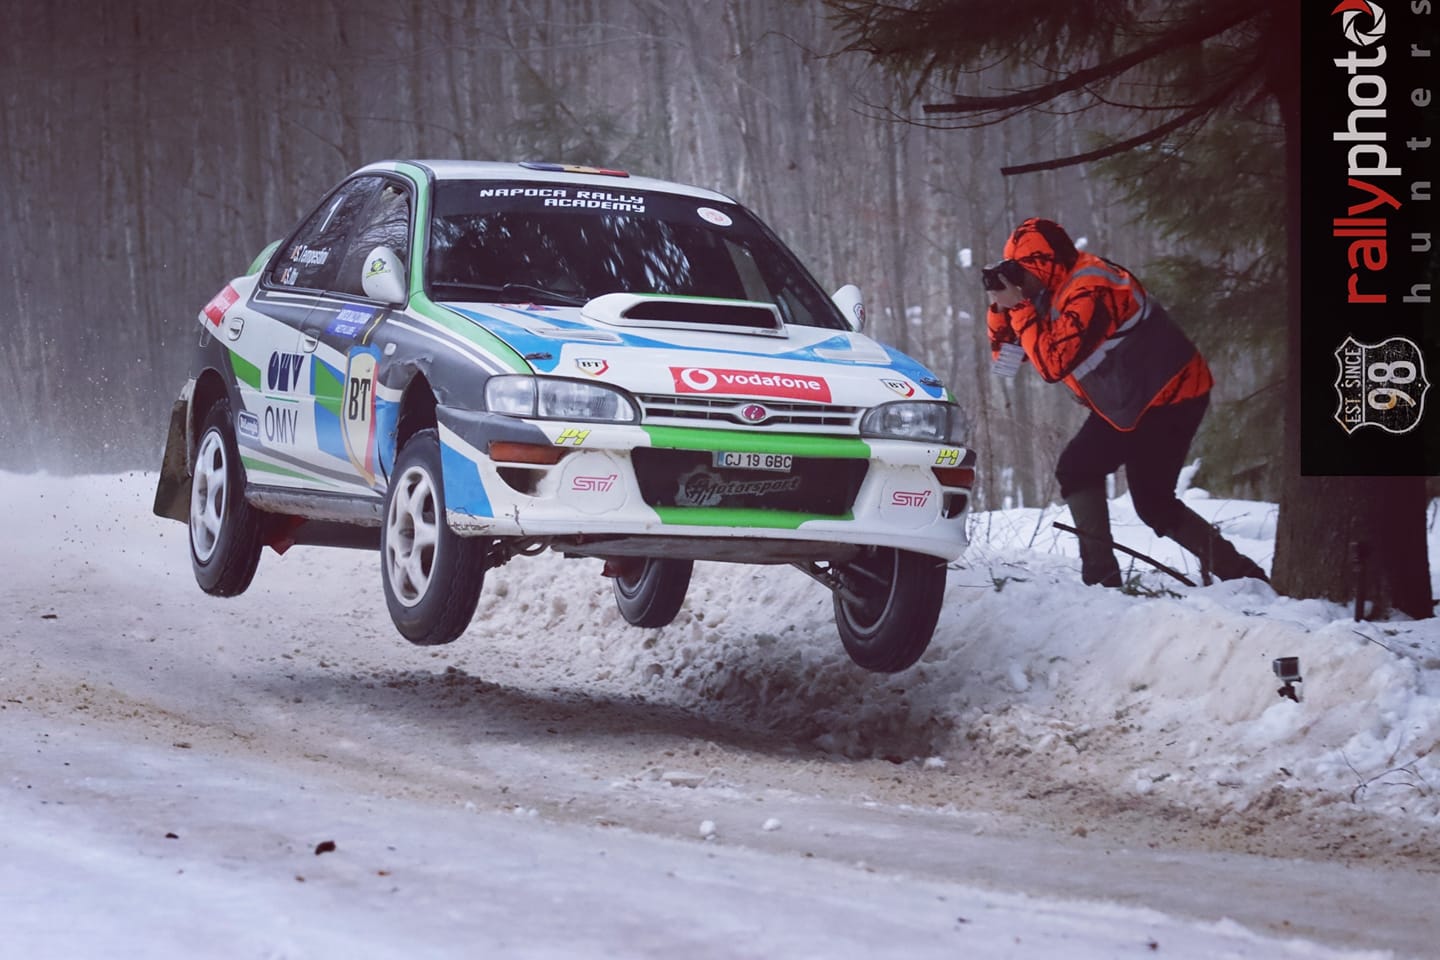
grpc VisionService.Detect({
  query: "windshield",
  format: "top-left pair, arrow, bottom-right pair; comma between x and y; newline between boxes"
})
427,181 -> 847,329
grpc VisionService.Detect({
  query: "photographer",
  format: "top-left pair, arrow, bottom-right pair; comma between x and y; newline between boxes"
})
985,217 -> 1266,587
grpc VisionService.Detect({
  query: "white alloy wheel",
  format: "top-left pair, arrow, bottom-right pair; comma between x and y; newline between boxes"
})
190,428 -> 229,563
385,463 -> 440,607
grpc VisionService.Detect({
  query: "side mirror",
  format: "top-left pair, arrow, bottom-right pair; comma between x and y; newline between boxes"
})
831,284 -> 865,332
361,246 -> 407,304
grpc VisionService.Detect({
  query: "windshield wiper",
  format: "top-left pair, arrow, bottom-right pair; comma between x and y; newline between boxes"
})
499,283 -> 586,306
430,280 -> 585,307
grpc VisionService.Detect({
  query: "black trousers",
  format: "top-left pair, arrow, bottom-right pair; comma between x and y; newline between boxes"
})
1055,394 -> 1209,537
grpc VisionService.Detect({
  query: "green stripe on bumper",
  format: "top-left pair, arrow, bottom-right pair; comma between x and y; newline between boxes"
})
652,506 -> 850,529
642,426 -> 870,458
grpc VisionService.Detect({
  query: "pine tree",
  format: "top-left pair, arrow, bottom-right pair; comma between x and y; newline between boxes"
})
826,0 -> 1431,616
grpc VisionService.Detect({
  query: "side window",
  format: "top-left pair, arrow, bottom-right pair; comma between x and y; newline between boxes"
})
331,181 -> 412,298
269,176 -> 386,291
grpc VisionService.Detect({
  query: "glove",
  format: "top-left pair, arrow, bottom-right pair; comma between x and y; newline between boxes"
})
987,304 -> 1018,355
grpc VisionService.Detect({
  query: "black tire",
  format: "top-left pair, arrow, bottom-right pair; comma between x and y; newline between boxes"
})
613,558 -> 694,628
832,548 -> 947,673
189,399 -> 264,597
381,428 -> 485,645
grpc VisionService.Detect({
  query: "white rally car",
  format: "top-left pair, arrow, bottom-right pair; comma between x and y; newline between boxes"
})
154,161 -> 975,672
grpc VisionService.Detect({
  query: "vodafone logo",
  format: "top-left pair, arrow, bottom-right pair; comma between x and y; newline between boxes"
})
670,366 -> 832,402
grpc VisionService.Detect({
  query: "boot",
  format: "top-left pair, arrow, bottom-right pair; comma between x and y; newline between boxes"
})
1166,507 -> 1268,582
1065,488 -> 1123,587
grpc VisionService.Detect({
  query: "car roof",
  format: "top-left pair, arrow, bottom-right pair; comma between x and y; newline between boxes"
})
356,159 -> 736,205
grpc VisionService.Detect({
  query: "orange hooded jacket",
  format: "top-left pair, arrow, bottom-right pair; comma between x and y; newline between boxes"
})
988,218 -> 1212,431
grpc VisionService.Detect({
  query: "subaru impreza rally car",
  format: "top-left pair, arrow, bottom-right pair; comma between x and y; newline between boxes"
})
154,160 -> 975,672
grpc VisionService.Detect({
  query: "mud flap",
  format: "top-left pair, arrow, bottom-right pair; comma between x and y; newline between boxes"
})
152,381 -> 195,523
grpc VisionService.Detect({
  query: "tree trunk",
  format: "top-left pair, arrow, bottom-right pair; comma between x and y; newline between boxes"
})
1269,0 -> 1431,619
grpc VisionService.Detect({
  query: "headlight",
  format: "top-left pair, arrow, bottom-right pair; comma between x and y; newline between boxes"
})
483,375 -> 639,423
859,400 -> 968,444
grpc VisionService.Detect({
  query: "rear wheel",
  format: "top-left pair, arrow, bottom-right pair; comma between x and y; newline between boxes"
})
833,548 -> 947,673
381,429 -> 485,645
613,558 -> 694,628
189,400 -> 264,596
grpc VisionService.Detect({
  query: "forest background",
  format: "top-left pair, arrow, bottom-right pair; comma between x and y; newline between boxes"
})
0,0 -> 1285,511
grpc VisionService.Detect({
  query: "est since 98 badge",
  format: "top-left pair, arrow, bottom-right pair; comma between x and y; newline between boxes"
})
1333,335 -> 1431,435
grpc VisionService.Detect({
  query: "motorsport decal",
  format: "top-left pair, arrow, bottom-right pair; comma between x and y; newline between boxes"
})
697,206 -> 733,227
343,348 -> 381,484
473,185 -> 646,213
365,256 -> 391,281
267,352 -> 307,393
571,473 -> 618,493
935,448 -> 962,466
328,305 -> 380,340
675,467 -> 801,507
575,358 -> 610,377
202,284 -> 239,325
889,490 -> 933,509
289,244 -> 330,266
881,378 -> 916,398
670,366 -> 832,402
236,410 -> 261,441
262,403 -> 299,445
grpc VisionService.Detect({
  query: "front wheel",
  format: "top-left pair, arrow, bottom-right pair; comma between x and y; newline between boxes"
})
833,548 -> 947,673
613,558 -> 693,628
189,400 -> 264,596
381,429 -> 485,645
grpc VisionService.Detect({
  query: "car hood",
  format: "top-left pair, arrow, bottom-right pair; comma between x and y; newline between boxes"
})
438,299 -> 948,407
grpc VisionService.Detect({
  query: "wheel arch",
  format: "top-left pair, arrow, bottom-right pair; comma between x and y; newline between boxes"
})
190,367 -> 232,452
394,374 -> 438,456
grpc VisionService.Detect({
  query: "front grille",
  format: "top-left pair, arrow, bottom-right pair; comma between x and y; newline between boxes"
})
632,449 -> 867,516
636,394 -> 862,433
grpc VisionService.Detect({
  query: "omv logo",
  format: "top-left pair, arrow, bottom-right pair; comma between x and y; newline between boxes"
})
1333,0 -> 1386,46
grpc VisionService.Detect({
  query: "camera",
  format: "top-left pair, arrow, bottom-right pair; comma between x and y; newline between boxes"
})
981,259 -> 1028,292
1272,657 -> 1301,682
1272,656 -> 1302,702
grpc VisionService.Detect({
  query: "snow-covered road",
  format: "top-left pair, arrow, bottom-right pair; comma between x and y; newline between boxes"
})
3,472 -> 1437,958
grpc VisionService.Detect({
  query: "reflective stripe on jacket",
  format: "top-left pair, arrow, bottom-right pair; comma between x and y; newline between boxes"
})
1007,254 -> 1212,431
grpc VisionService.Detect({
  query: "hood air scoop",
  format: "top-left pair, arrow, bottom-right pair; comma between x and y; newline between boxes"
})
581,293 -> 787,338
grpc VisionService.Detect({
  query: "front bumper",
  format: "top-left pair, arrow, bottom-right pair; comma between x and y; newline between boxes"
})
435,409 -> 973,563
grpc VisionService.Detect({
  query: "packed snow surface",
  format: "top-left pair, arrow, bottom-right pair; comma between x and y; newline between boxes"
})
2,472 -> 1437,958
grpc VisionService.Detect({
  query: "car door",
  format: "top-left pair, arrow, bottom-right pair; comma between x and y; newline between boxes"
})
293,177 -> 413,494
236,176 -> 390,492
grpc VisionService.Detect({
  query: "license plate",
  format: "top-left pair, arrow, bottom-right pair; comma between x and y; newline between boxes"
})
713,451 -> 793,472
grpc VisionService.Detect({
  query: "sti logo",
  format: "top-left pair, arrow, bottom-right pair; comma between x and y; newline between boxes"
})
571,473 -> 618,492
576,358 -> 610,377
881,378 -> 915,398
890,490 -> 932,508
670,366 -> 832,402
